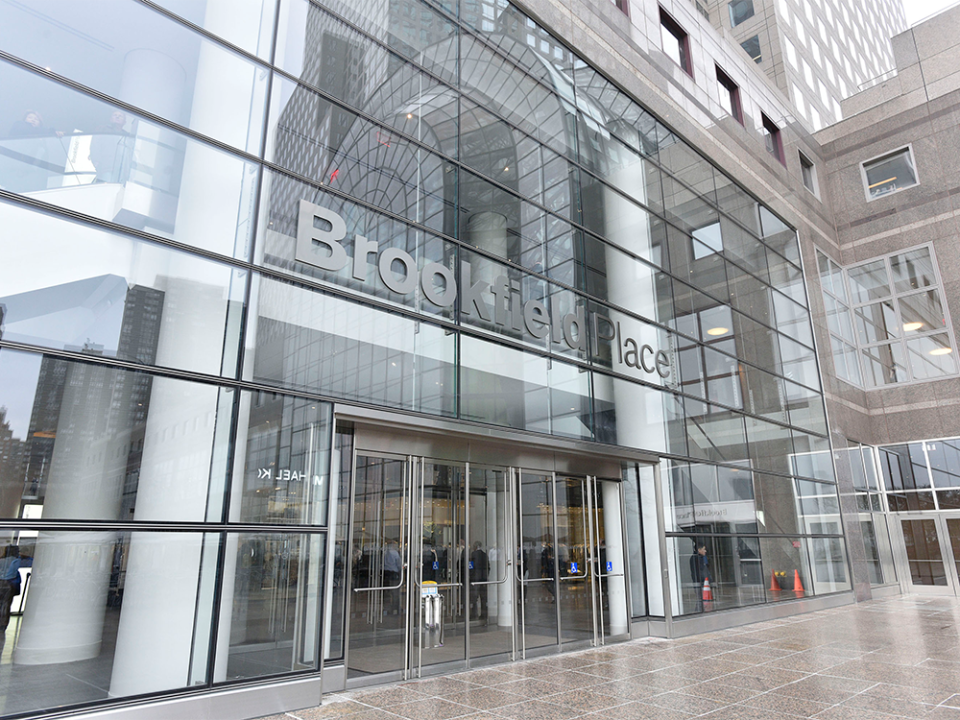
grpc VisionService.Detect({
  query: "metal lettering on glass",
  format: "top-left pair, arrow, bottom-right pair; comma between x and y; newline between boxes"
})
296,200 -> 670,378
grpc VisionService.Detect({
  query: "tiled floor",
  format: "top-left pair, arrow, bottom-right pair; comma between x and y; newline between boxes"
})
258,596 -> 960,720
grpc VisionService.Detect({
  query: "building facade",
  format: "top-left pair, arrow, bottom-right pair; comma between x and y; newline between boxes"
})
0,0 -> 940,718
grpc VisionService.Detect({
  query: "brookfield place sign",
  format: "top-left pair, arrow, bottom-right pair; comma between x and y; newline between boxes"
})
294,200 -> 670,379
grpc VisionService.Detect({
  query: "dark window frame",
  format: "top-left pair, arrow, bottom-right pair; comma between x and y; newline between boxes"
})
761,113 -> 785,166
715,65 -> 744,125
799,151 -> 818,195
660,7 -> 694,77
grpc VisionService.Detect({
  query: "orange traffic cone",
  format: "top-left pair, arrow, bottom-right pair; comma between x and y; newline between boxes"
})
702,577 -> 714,601
769,570 -> 781,592
793,569 -> 805,594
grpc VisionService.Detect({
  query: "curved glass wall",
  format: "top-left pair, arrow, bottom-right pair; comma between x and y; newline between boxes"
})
0,0 -> 844,713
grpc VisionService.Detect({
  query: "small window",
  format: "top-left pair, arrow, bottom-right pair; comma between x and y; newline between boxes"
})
660,8 -> 693,76
740,34 -> 762,63
715,65 -> 744,124
862,147 -> 918,200
762,113 -> 785,165
799,152 -> 818,195
729,0 -> 755,26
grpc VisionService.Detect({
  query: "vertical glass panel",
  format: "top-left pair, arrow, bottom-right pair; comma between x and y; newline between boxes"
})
347,456 -> 408,678
685,403 -> 748,464
247,276 -> 457,416
899,290 -> 946,334
257,172 -> 457,322
759,535 -> 812,601
890,247 -> 935,293
900,519 -> 947,586
622,465 -> 647,617
418,461 -> 466,668
266,77 -> 456,235
746,418 -> 794,476
555,477 -> 592,644
0,350 -> 234,523
791,431 -> 835,481
874,515 -> 898,584
0,200 -> 246,377
860,520 -> 883,585
658,136 -> 717,205
667,535 -> 766,615
0,61 -> 259,258
0,0 -> 267,153
0,530 -> 217,715
276,0 -> 458,156
945,519 -> 960,588
773,293 -> 814,348
758,206 -> 800,265
848,260 -> 890,303
517,471 -> 558,650
804,536 -> 850,594
223,532 -> 325,680
230,392 -> 332,524
326,425 -> 354,661
468,466 -> 512,658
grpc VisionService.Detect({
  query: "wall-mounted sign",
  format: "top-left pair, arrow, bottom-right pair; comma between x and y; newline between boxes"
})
296,201 -> 670,378
257,468 -> 323,485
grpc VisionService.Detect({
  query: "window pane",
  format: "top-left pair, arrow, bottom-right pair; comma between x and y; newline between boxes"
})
0,530 -> 218,715
0,199 -> 245,377
0,349 -> 234,523
246,276 -> 457,416
890,248 -> 935,293
848,260 -> 890,303
864,149 -> 917,198
0,0 -> 267,153
855,301 -> 898,344
899,290 -> 946,334
741,35 -> 762,63
729,0 -> 755,26
906,333 -> 958,379
222,532 -> 326,679
592,373 -> 669,453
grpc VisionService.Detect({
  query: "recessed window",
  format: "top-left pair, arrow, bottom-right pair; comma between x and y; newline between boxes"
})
799,152 -> 818,195
761,113 -> 785,165
729,0 -> 755,26
740,34 -> 762,63
862,147 -> 918,200
660,8 -> 693,76
715,65 -> 744,124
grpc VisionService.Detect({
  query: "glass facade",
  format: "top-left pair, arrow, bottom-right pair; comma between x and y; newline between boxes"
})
0,0 -> 847,714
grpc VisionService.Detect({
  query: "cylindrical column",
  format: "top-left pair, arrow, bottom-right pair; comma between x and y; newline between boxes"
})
601,481 -> 628,636
467,212 -> 508,260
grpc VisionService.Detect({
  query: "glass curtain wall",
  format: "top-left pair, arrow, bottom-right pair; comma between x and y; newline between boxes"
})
0,0 -> 846,712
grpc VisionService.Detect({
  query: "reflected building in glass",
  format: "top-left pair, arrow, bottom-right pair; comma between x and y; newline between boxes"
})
0,0 -> 934,717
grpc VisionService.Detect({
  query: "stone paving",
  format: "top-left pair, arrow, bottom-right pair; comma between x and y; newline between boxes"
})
258,596 -> 960,720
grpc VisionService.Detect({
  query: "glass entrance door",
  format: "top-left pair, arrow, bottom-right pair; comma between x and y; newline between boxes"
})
897,514 -> 960,595
591,477 -> 630,645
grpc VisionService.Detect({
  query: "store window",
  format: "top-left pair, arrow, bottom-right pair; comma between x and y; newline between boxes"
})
729,0 -> 755,26
862,146 -> 918,200
660,7 -> 693,76
715,65 -> 744,124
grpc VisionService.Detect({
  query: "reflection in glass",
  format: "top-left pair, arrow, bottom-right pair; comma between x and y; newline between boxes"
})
667,535 -> 766,615
0,530 -> 217,716
224,532 -> 325,680
0,0 -> 267,153
0,199 -> 246,376
231,392 -> 332,524
517,472 -> 558,651
468,466 -> 512,659
901,519 -> 947,586
0,349 -> 233,523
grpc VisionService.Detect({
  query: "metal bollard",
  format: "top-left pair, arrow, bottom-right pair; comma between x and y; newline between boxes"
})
421,583 -> 444,648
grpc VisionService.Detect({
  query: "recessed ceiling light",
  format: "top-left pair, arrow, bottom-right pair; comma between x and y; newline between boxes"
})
706,327 -> 729,336
930,347 -> 953,356
903,322 -> 923,331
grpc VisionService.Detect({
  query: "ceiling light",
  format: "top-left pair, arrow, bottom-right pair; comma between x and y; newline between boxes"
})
903,322 -> 923,331
930,347 -> 953,356
407,113 -> 413,119
706,327 -> 729,336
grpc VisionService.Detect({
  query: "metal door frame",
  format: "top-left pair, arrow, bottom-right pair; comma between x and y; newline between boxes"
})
893,512 -> 960,596
588,475 -> 631,647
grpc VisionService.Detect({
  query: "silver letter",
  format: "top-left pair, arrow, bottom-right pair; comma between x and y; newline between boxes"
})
296,200 -> 348,271
379,247 -> 418,295
421,262 -> 457,307
353,233 -> 379,281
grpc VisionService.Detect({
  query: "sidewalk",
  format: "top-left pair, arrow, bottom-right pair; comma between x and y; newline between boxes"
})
260,596 -> 960,720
